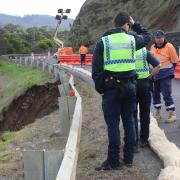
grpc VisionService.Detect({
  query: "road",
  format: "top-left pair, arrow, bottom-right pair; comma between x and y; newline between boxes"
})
157,78 -> 180,148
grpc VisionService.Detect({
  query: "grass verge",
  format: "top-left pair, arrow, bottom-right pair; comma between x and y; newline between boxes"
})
0,60 -> 54,111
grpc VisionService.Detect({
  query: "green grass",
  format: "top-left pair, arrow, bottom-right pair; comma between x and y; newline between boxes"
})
0,131 -> 16,149
0,152 -> 13,164
0,60 -> 54,111
0,128 -> 32,150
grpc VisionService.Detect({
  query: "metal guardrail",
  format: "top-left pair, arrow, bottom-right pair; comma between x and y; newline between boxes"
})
1,55 -> 83,180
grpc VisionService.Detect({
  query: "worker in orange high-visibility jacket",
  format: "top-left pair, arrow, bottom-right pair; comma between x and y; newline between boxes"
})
79,44 -> 88,67
150,30 -> 179,123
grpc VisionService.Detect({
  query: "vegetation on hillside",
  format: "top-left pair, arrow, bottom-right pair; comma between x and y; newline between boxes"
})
68,0 -> 180,51
0,24 -> 70,55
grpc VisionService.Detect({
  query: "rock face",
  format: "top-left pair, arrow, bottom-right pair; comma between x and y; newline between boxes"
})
68,0 -> 180,51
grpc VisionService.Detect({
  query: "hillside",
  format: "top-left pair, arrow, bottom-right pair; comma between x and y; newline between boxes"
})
0,14 -> 74,29
68,0 -> 180,51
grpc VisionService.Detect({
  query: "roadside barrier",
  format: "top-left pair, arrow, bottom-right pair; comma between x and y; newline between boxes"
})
56,67 -> 82,180
58,47 -> 73,55
149,115 -> 180,180
57,54 -> 92,65
175,58 -> 180,79
2,55 -> 82,180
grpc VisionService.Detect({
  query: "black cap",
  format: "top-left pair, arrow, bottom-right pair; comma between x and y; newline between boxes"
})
154,30 -> 165,38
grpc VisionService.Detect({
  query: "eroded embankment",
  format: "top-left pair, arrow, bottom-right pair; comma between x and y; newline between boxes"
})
0,81 -> 60,131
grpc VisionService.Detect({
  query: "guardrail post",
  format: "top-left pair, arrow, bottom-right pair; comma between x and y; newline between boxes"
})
25,57 -> 28,66
31,56 -> 34,67
42,61 -> 46,71
44,151 -> 63,180
48,64 -> 53,74
58,85 -> 66,97
67,96 -> 76,121
58,97 -> 70,135
59,70 -> 68,83
58,83 -> 70,97
13,56 -> 16,63
23,150 -> 45,180
23,150 -> 63,180
37,58 -> 40,68
19,57 -> 22,64
53,66 -> 59,80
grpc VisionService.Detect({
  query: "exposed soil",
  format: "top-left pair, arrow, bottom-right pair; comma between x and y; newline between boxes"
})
0,81 -> 60,131
0,110 -> 67,180
75,77 -> 163,180
0,79 -> 67,180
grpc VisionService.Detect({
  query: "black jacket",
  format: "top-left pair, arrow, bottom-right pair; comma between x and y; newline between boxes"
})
92,23 -> 152,94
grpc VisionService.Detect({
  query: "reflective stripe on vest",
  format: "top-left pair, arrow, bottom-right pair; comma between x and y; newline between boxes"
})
160,64 -> 173,69
135,47 -> 150,79
158,56 -> 169,61
102,33 -> 136,72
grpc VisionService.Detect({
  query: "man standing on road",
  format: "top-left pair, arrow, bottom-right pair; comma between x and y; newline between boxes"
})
92,12 -> 151,171
134,47 -> 160,151
150,30 -> 179,123
79,44 -> 88,67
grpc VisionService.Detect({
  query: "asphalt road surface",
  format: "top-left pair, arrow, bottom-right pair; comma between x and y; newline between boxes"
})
157,78 -> 180,148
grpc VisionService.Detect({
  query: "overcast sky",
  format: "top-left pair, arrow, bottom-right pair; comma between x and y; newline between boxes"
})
0,0 -> 86,19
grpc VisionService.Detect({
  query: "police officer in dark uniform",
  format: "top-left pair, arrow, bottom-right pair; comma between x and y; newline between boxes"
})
134,48 -> 160,152
92,12 -> 152,171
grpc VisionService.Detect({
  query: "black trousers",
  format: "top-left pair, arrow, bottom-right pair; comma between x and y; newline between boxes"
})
80,54 -> 86,65
134,78 -> 151,145
102,81 -> 136,165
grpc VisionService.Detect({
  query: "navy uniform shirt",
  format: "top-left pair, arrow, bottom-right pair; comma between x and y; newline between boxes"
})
147,51 -> 160,68
92,23 -> 152,94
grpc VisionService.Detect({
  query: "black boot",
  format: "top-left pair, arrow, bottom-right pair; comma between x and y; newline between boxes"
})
95,160 -> 122,171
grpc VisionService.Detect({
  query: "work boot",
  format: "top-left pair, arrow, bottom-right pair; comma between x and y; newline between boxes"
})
95,160 -> 122,171
140,140 -> 149,148
165,110 -> 176,123
123,160 -> 133,168
153,108 -> 161,121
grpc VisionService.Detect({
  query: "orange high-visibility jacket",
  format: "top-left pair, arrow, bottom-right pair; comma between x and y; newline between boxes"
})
79,45 -> 88,54
150,42 -> 178,69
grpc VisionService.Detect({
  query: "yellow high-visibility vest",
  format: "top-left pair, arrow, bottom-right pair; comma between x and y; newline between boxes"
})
135,47 -> 150,79
102,33 -> 136,72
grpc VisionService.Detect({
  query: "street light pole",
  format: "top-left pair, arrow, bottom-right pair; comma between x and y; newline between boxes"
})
53,9 -> 71,48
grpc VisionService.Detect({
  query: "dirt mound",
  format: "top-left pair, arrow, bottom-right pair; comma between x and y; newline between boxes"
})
0,81 -> 60,131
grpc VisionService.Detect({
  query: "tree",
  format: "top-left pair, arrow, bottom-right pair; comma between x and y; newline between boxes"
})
5,33 -> 31,54
0,29 -> 7,55
37,39 -> 53,51
0,24 -> 70,54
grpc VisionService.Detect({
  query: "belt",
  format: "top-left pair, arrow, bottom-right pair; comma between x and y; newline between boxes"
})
104,76 -> 136,90
105,74 -> 137,82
